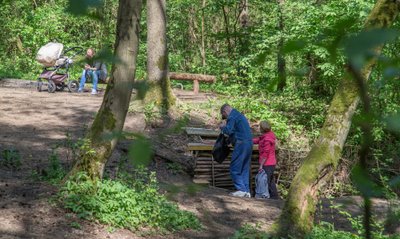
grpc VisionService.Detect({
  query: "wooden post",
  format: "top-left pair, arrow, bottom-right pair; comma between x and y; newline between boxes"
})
193,79 -> 200,94
212,156 -> 215,186
249,161 -> 253,195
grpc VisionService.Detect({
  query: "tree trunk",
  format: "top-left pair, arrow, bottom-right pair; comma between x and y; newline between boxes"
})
201,0 -> 206,70
222,6 -> 232,55
276,0 -> 286,91
276,1 -> 400,237
68,0 -> 142,180
307,52 -> 321,93
145,0 -> 175,112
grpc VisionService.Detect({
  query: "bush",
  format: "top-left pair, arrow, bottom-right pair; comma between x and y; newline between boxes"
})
306,222 -> 400,239
31,148 -> 66,185
231,221 -> 400,239
0,148 -> 22,170
59,171 -> 201,232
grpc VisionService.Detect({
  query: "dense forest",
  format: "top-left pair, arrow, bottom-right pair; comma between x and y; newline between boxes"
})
0,0 -> 399,238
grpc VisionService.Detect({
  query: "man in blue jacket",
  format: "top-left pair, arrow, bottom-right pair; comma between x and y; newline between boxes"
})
220,104 -> 253,198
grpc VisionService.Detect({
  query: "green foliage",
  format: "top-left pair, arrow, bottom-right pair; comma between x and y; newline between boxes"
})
32,148 -> 66,184
326,201 -> 400,239
306,222 -> 360,239
232,221 -> 400,239
70,221 -> 82,230
167,162 -> 184,175
0,149 -> 22,170
231,223 -> 270,239
143,102 -> 162,123
59,170 -> 201,232
385,202 -> 400,234
225,89 -> 329,142
305,221 -> 400,239
228,97 -> 290,140
1,0 -> 400,202
127,135 -> 153,166
43,149 -> 67,184
0,0 -> 117,80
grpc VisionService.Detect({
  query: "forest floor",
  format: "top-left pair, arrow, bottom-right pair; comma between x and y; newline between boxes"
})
0,80 -> 398,239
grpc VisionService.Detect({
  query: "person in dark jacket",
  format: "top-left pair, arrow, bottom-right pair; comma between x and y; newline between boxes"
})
220,104 -> 253,198
252,121 -> 279,199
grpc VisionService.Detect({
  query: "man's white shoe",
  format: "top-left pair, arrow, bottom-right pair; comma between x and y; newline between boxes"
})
91,89 -> 98,95
230,191 -> 250,198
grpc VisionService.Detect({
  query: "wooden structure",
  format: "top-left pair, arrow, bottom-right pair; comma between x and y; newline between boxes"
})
185,127 -> 262,192
169,72 -> 216,94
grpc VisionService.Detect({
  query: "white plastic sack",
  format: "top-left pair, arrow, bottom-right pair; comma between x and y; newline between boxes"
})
36,42 -> 64,67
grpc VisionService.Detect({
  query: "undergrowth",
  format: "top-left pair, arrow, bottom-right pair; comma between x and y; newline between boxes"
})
59,170 -> 201,232
232,221 -> 400,239
0,148 -> 22,170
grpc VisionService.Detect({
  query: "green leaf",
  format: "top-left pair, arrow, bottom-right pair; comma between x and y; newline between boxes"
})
351,164 -> 382,198
344,28 -> 400,70
254,51 -> 269,65
128,136 -> 153,166
66,0 -> 103,16
385,113 -> 400,133
283,39 -> 307,54
94,47 -> 122,65
133,81 -> 149,100
389,176 -> 400,188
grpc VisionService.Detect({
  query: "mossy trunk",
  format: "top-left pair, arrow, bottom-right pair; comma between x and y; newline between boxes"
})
68,0 -> 143,180
276,1 -> 400,237
145,0 -> 176,112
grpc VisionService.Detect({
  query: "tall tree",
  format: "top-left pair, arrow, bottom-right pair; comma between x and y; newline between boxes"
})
276,0 -> 286,91
68,0 -> 143,179
201,0 -> 206,70
145,0 -> 175,112
275,0 -> 400,237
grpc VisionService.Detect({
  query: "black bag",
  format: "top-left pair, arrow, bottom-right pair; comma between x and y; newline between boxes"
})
212,133 -> 230,164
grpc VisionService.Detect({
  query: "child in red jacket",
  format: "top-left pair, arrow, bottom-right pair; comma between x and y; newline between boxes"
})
253,121 -> 279,199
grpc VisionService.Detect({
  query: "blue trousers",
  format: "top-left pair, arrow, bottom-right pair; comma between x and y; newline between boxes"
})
79,69 -> 99,90
230,140 -> 252,193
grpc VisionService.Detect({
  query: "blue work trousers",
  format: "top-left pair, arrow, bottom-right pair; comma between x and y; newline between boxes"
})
79,69 -> 99,90
230,140 -> 253,193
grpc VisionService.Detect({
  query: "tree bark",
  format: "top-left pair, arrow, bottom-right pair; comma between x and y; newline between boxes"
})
201,0 -> 206,69
145,0 -> 175,112
68,0 -> 142,180
222,5 -> 232,54
307,52 -> 322,93
276,0 -> 286,91
276,1 -> 400,237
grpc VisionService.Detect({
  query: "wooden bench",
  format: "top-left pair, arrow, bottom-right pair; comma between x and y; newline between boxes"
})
169,72 -> 216,94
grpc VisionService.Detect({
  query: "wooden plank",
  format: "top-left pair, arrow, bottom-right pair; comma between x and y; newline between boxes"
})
169,72 -> 216,83
188,143 -> 259,151
193,178 -> 210,184
183,127 -> 220,137
188,143 -> 214,151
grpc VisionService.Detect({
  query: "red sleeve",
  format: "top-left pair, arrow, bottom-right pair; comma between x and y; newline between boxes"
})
253,137 -> 260,144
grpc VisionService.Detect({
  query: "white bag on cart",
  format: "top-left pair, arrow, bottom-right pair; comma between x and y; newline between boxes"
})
36,42 -> 64,67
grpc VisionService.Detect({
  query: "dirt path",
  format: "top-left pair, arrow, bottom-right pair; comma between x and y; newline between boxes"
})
0,83 -> 397,238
